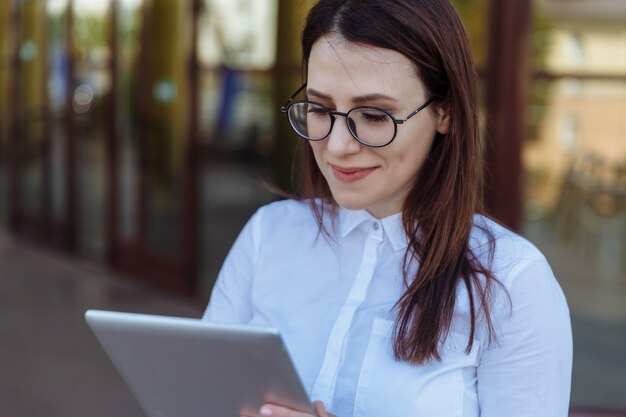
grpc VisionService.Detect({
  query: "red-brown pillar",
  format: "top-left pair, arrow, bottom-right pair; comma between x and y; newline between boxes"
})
484,0 -> 532,232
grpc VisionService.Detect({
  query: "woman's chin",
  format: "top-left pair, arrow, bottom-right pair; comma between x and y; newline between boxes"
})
330,194 -> 366,212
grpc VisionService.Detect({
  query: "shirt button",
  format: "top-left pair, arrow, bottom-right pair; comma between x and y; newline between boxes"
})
373,222 -> 380,230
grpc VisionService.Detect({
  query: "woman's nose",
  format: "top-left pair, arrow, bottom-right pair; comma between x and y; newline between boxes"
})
326,116 -> 362,155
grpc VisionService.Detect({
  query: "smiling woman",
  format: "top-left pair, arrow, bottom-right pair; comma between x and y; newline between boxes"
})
304,36 -> 447,218
203,1 -> 573,416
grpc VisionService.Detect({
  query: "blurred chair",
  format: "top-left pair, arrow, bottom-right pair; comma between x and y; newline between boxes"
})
570,408 -> 626,417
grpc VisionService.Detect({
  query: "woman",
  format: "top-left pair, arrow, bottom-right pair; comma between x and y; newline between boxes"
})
203,0 -> 572,416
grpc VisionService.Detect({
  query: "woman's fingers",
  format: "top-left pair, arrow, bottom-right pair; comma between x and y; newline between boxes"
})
313,400 -> 337,417
258,403 -> 312,416
255,400 -> 333,417
254,404 -> 301,416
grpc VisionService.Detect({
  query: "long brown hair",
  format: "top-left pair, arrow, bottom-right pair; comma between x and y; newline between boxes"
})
298,0 -> 498,364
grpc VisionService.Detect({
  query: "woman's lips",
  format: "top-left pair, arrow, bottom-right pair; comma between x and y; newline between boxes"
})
331,165 -> 376,182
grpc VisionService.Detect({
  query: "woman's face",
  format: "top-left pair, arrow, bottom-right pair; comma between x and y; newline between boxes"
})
307,35 -> 450,218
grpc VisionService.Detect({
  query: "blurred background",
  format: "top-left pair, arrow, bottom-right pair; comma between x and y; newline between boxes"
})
0,0 -> 625,415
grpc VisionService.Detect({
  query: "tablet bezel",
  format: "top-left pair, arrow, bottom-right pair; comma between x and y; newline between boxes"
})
85,310 -> 313,417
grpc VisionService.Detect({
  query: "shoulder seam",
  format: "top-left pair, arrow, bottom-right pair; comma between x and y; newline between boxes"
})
505,252 -> 548,289
251,206 -> 265,269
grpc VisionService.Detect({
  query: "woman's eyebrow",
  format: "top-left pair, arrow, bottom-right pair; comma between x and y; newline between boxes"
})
306,88 -> 332,101
307,88 -> 397,104
352,94 -> 397,104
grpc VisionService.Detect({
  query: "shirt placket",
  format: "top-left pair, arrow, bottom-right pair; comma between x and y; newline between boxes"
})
311,221 -> 384,405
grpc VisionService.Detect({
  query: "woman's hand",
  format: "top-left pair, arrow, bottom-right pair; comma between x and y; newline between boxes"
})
241,400 -> 337,417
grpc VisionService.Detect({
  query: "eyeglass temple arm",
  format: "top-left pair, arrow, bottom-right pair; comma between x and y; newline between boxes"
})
280,83 -> 308,112
395,97 -> 435,124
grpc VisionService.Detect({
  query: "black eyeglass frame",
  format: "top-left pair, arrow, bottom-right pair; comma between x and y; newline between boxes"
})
280,83 -> 434,148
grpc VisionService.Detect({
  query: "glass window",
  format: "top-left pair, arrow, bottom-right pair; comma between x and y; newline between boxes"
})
47,0 -> 69,223
198,0 -> 278,69
17,1 -> 47,217
525,6 -> 626,410
117,0 -> 143,240
73,0 -> 112,257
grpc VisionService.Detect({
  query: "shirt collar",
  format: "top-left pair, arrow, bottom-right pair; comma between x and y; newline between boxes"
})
338,207 -> 408,251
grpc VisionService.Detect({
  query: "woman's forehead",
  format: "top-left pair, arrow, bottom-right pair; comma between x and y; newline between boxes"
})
307,35 -> 422,98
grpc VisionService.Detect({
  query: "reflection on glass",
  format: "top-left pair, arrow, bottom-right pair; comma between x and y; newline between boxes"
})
18,1 -> 47,217
524,21 -> 626,409
77,124 -> 106,258
547,26 -> 626,75
73,0 -> 111,257
50,124 -> 66,222
48,0 -> 69,223
198,71 -> 275,151
199,161 -> 274,294
526,80 -> 626,218
117,0 -> 143,240
73,83 -> 94,113
119,141 -> 138,240
138,0 -> 189,252
152,78 -> 177,103
198,0 -> 278,69
19,40 -> 38,62
19,117 -> 44,216
48,0 -> 69,15
73,0 -> 111,68
523,2 -> 626,406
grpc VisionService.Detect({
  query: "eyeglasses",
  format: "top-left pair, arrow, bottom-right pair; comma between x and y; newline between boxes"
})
280,83 -> 434,148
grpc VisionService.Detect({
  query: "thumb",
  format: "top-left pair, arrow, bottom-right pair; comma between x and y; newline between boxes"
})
312,401 -> 329,417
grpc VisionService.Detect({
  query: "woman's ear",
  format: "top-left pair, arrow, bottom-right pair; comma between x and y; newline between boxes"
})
435,104 -> 451,135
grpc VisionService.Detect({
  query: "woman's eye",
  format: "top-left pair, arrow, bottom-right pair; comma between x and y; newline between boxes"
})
361,112 -> 389,123
307,108 -> 328,117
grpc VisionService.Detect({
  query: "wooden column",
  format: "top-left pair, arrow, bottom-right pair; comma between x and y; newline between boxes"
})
7,0 -> 19,232
105,0 -> 119,262
271,0 -> 315,192
182,0 -> 201,290
64,0 -> 77,250
484,0 -> 532,232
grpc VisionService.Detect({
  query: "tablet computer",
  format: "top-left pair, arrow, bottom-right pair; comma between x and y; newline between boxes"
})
85,310 -> 313,417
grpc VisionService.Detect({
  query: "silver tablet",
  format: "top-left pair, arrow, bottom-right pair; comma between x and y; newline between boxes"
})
85,310 -> 313,417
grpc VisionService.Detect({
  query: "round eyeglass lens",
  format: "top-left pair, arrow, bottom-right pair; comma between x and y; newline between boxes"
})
347,107 -> 396,146
288,102 -> 332,140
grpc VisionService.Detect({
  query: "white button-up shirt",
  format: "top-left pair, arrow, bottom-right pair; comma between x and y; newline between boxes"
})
203,200 -> 572,417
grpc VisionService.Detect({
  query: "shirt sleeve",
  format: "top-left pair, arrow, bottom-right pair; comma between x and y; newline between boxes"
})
201,207 -> 263,324
477,256 -> 573,417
